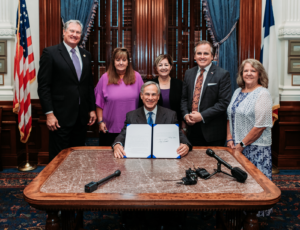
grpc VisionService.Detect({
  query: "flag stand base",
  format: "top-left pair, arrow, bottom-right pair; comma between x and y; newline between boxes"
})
272,166 -> 280,174
18,142 -> 37,171
18,161 -> 37,171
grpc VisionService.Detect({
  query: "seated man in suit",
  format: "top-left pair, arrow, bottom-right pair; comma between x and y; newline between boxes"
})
112,81 -> 192,158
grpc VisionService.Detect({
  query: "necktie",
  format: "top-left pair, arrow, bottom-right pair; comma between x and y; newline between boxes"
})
192,68 -> 205,112
147,112 -> 153,125
70,49 -> 81,80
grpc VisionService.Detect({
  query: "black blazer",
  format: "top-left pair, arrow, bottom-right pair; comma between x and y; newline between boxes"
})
181,64 -> 231,142
152,77 -> 183,126
37,43 -> 95,126
114,106 -> 192,151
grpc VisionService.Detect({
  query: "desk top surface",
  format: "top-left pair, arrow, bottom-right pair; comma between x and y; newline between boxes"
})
40,149 -> 263,194
23,147 -> 281,211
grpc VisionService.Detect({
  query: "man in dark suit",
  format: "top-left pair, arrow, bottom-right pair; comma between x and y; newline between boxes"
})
181,40 -> 231,146
38,20 -> 96,162
113,81 -> 192,158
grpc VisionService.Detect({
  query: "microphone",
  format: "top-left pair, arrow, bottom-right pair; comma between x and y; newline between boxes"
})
206,149 -> 247,183
85,170 -> 121,193
206,149 -> 232,170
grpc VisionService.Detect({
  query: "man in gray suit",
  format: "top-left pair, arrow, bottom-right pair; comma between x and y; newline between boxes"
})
113,81 -> 192,158
181,40 -> 231,146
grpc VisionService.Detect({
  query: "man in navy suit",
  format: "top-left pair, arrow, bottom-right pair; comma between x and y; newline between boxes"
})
181,41 -> 231,146
38,20 -> 96,162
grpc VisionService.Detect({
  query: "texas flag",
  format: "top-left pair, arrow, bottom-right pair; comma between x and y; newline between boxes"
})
260,0 -> 280,125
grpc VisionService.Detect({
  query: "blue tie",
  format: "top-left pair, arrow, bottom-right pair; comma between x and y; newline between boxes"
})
147,112 -> 153,125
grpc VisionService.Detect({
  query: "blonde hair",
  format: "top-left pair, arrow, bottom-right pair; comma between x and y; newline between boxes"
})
154,54 -> 174,68
107,47 -> 135,85
237,59 -> 269,88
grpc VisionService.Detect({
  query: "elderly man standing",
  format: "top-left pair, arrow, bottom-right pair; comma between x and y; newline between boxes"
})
181,40 -> 231,146
38,20 -> 96,162
113,81 -> 192,158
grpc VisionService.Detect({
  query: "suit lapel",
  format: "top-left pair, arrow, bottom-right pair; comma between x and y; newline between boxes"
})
155,106 -> 166,124
200,64 -> 216,104
58,43 -> 79,82
190,66 -> 199,100
136,107 -> 147,123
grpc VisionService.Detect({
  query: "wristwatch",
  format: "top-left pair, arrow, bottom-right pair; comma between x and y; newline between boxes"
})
240,141 -> 246,148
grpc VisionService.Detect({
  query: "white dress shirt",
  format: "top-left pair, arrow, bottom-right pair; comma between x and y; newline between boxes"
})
144,106 -> 157,124
63,41 -> 83,71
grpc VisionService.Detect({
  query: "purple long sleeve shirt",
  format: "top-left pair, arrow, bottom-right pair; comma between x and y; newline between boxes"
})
94,71 -> 143,133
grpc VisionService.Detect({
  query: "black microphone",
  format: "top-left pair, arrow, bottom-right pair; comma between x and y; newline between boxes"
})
85,170 -> 121,193
206,149 -> 247,183
206,149 -> 233,169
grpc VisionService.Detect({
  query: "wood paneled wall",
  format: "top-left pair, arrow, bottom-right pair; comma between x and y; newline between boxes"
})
272,102 -> 300,169
134,0 -> 167,79
39,0 -> 62,55
238,0 -> 261,64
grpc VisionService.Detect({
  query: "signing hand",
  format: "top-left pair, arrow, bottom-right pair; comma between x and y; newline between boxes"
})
46,113 -> 60,131
99,122 -> 108,133
185,114 -> 195,126
113,144 -> 126,158
88,111 -> 97,126
177,143 -> 189,157
189,111 -> 203,123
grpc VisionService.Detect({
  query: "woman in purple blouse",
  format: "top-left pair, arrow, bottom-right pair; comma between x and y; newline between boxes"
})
95,47 -> 143,146
152,54 -> 186,130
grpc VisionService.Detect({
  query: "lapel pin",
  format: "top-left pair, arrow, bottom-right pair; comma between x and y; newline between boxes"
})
83,54 -> 86,57
211,72 -> 214,74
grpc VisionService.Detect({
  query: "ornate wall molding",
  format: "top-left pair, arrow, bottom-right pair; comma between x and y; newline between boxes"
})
0,28 -> 15,39
278,27 -> 300,40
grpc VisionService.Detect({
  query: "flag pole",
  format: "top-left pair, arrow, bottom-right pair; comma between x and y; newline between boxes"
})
18,142 -> 37,171
16,0 -> 36,172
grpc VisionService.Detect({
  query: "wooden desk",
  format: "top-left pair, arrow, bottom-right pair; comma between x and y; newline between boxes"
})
23,147 -> 281,230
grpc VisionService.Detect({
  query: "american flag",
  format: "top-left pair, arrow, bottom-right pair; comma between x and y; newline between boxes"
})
13,0 -> 36,143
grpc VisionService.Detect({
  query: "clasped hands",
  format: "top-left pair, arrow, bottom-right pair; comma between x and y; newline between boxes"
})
113,143 -> 189,159
185,111 -> 202,125
227,139 -> 244,152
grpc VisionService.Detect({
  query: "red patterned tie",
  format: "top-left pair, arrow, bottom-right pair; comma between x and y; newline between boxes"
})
192,69 -> 205,112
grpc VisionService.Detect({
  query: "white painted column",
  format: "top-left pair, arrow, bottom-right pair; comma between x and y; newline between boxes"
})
0,0 -> 39,101
277,0 -> 300,101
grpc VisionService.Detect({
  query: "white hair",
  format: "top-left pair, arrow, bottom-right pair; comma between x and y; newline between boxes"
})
140,81 -> 161,95
63,20 -> 83,34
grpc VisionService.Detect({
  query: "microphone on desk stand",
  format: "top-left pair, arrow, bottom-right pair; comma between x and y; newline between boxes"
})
85,170 -> 121,193
205,149 -> 247,183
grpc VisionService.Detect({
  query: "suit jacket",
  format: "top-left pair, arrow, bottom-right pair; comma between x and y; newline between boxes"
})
114,106 -> 192,150
181,64 -> 231,142
152,77 -> 183,126
37,43 -> 96,127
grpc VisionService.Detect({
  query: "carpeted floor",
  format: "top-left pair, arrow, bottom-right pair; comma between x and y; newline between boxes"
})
0,139 -> 299,229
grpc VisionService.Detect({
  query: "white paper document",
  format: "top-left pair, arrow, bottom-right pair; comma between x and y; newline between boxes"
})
124,124 -> 152,158
153,124 -> 180,158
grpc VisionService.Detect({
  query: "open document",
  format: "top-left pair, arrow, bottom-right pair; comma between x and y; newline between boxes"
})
124,124 -> 152,158
152,124 -> 180,158
124,124 -> 180,159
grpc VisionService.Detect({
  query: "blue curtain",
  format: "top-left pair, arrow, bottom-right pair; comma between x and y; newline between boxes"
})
61,0 -> 97,47
204,0 -> 240,94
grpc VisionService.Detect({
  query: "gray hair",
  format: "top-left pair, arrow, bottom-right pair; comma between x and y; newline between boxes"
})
194,40 -> 214,56
63,20 -> 83,34
140,81 -> 161,95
